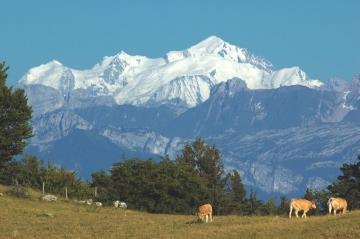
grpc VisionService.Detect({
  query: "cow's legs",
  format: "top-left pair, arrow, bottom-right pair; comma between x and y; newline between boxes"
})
334,209 -> 337,215
328,204 -> 332,215
343,206 -> 347,214
289,205 -> 293,218
209,212 -> 213,222
302,210 -> 308,218
205,215 -> 208,223
295,209 -> 299,218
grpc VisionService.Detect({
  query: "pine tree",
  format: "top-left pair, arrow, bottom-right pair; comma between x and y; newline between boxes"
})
277,195 -> 290,216
304,188 -> 315,201
261,197 -> 277,215
243,190 -> 263,215
176,138 -> 225,214
328,154 -> 360,209
224,170 -> 246,214
0,62 -> 32,166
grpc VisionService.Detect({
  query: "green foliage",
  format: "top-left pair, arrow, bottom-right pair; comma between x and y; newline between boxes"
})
223,170 -> 247,214
0,62 -> 33,166
242,190 -> 263,215
311,189 -> 331,215
107,158 -> 210,213
91,170 -> 114,204
260,197 -> 277,215
304,188 -> 315,201
0,155 -> 92,199
6,185 -> 29,198
277,195 -> 289,216
328,155 -> 360,210
176,138 -> 225,214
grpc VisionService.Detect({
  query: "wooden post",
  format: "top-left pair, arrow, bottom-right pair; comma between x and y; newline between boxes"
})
42,182 -> 45,195
65,187 -> 68,200
94,186 -> 98,198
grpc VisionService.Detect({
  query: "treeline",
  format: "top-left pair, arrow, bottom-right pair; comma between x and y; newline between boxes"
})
91,138 -> 284,215
1,140 -> 360,216
1,62 -> 360,215
0,155 -> 92,199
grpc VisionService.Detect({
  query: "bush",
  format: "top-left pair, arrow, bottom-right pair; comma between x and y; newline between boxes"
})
6,185 -> 30,198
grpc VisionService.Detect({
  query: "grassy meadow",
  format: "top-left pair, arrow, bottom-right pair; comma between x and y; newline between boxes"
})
1,185 -> 360,239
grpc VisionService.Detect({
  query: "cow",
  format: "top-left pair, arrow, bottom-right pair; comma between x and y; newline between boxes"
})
86,199 -> 93,205
289,198 -> 316,218
114,200 -> 127,209
196,203 -> 213,223
42,194 -> 58,202
328,197 -> 347,215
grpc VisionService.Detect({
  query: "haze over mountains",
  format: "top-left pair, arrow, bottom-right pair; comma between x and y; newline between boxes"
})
18,36 -> 360,198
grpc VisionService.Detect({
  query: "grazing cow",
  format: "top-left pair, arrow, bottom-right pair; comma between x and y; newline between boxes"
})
86,199 -> 93,205
196,203 -> 213,223
114,200 -> 127,209
95,202 -> 103,207
42,194 -> 58,202
328,197 -> 347,215
289,198 -> 316,218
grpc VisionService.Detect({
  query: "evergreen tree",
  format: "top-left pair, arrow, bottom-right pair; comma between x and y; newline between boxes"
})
243,190 -> 263,215
304,188 -> 315,201
0,62 -> 32,166
277,195 -> 290,216
328,155 -> 360,210
261,197 -> 277,215
91,170 -> 114,203
110,158 -> 209,214
224,170 -> 246,214
312,189 -> 331,214
176,138 -> 225,214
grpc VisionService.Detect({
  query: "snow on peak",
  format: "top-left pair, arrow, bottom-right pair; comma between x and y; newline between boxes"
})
19,60 -> 68,89
19,36 -> 323,108
184,35 -> 273,71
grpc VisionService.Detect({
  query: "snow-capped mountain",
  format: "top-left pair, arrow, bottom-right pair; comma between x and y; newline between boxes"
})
19,37 -> 360,199
19,36 -> 322,110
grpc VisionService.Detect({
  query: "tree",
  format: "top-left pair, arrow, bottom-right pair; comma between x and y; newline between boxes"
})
277,195 -> 290,216
109,158 -> 209,214
328,155 -> 360,210
0,62 -> 32,166
304,188 -> 315,201
261,197 -> 277,215
243,190 -> 263,215
223,170 -> 246,214
92,170 -> 115,204
176,138 -> 225,214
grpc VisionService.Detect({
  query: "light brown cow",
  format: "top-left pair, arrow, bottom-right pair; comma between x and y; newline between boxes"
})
289,198 -> 316,218
197,203 -> 213,223
328,197 -> 347,215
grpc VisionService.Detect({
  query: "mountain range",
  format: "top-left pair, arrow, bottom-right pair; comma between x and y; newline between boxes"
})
18,36 -> 360,199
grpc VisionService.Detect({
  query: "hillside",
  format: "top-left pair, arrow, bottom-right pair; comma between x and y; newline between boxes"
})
1,187 -> 360,239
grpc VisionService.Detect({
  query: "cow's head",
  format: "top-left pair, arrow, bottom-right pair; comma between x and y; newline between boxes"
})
311,200 -> 317,209
195,212 -> 205,222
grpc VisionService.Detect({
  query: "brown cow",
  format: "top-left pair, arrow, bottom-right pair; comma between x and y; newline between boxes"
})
289,198 -> 316,218
197,203 -> 213,223
328,197 -> 347,215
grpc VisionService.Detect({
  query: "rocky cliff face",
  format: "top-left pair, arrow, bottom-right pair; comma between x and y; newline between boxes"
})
19,38 -> 360,199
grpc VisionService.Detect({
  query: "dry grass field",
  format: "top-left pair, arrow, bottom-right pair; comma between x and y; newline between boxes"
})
1,185 -> 360,239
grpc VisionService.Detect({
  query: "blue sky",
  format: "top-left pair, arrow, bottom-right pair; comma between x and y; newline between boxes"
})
2,0 -> 359,85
